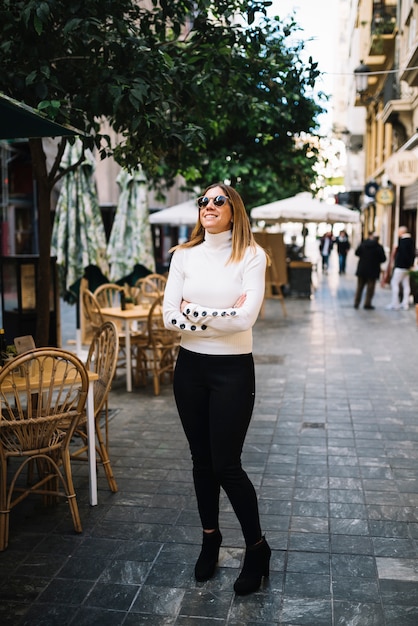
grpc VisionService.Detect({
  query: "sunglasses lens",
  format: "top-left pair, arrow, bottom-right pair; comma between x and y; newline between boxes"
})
197,196 -> 209,208
214,195 -> 228,207
197,195 -> 229,208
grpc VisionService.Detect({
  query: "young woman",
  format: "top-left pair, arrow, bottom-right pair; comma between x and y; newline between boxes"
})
163,182 -> 271,595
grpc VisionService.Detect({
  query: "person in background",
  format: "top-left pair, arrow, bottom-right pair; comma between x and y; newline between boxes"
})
335,229 -> 350,274
385,226 -> 416,310
286,235 -> 303,261
163,182 -> 271,595
354,231 -> 386,310
319,231 -> 334,274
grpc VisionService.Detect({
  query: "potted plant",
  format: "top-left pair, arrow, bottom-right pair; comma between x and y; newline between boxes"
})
1,343 -> 17,363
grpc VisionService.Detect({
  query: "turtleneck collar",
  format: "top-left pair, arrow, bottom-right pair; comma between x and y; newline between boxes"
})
204,229 -> 232,247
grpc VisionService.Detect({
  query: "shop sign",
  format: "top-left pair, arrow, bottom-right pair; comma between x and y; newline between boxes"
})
386,152 -> 418,186
375,187 -> 394,205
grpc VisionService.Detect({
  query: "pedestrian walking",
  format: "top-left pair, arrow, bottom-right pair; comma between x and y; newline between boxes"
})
354,231 -> 386,310
335,229 -> 350,274
163,182 -> 271,595
319,231 -> 334,273
385,225 -> 416,310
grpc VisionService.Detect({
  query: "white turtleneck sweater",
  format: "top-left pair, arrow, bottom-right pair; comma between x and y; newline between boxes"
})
163,230 -> 267,355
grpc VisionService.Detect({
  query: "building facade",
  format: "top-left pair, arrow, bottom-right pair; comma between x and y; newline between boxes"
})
338,0 -> 418,253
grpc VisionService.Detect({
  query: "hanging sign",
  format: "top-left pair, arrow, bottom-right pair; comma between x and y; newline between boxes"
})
365,181 -> 378,197
376,187 -> 394,205
386,152 -> 418,186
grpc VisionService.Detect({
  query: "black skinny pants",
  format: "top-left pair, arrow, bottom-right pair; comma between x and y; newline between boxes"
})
173,347 -> 262,546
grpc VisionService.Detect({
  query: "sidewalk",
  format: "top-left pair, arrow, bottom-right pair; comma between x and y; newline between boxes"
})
2,251 -> 418,625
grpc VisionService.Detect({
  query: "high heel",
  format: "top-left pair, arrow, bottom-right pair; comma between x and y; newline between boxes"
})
194,529 -> 222,581
233,536 -> 271,595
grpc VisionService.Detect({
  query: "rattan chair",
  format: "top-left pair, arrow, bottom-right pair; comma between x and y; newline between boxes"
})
94,283 -> 125,309
0,348 -> 89,551
84,286 -> 148,386
70,321 -> 119,492
82,288 -> 104,333
132,273 -> 167,305
146,295 -> 180,395
145,272 -> 168,292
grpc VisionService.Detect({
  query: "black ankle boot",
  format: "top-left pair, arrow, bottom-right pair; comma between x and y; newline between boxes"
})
194,529 -> 222,581
233,536 -> 271,595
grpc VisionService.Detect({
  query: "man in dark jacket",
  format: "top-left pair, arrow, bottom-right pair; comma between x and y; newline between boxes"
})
354,232 -> 387,310
386,226 -> 416,310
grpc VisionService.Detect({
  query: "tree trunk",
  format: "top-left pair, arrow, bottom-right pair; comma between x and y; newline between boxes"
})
29,138 -> 52,347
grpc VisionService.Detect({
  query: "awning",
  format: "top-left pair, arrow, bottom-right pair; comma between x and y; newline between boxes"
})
0,93 -> 80,139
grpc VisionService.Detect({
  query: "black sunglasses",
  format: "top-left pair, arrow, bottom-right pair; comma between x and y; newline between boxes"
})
197,195 -> 230,208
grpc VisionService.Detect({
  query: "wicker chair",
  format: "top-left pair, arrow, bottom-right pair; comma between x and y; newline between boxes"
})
83,286 -> 148,386
0,348 -> 89,551
94,283 -> 125,309
70,321 -> 119,492
132,273 -> 167,305
146,295 -> 180,395
82,288 -> 104,333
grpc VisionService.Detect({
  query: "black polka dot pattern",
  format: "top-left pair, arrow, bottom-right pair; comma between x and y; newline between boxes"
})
172,303 -> 238,331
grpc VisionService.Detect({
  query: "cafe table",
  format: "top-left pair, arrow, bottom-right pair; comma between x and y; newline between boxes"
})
99,303 -> 151,392
0,357 -> 100,506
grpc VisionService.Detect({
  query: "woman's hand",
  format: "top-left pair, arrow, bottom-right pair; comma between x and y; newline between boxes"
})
180,299 -> 191,313
233,294 -> 247,308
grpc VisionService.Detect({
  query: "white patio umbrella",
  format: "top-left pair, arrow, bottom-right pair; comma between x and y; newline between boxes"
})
251,192 -> 360,254
323,204 -> 361,224
149,199 -> 198,226
250,192 -> 360,225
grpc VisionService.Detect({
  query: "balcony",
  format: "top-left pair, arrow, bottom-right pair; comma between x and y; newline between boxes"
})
400,41 -> 418,87
367,8 -> 397,78
371,13 -> 397,37
381,98 -> 414,123
369,16 -> 396,59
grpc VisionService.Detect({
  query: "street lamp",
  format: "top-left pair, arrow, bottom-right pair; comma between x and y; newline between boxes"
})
354,61 -> 371,97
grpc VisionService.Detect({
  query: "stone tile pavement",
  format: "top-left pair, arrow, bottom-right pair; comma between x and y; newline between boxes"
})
1,250 -> 418,625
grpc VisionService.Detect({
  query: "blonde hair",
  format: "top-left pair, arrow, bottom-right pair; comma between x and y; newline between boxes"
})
170,182 -> 269,264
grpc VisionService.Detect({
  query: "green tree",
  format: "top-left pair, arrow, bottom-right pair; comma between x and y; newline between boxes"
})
147,13 -> 325,207
0,0 -> 323,345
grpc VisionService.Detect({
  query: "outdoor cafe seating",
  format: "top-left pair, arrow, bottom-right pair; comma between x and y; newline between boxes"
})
94,282 -> 125,309
83,287 -> 149,388
144,294 -> 180,396
82,287 -> 149,378
69,321 -> 120,493
0,347 -> 89,550
130,272 -> 167,305
81,274 -> 178,395
118,281 -> 179,395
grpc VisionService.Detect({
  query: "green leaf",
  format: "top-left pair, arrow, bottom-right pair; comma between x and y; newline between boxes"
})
33,15 -> 43,35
